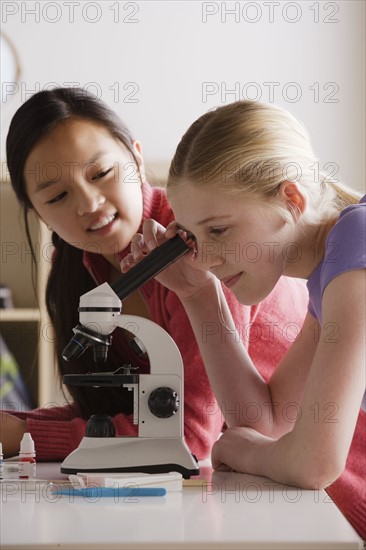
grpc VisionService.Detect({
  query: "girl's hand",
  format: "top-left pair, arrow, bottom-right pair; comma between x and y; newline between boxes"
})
120,219 -> 216,300
0,412 -> 26,458
211,426 -> 275,475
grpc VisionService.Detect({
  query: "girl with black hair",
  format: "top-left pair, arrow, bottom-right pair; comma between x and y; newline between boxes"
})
1,89 -> 308,462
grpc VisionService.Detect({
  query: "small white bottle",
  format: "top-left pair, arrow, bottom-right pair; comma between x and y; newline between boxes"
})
0,442 -> 4,480
19,433 -> 36,479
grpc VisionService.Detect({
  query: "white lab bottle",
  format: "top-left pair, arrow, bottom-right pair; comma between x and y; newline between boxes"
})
0,441 -> 4,480
19,433 -> 36,479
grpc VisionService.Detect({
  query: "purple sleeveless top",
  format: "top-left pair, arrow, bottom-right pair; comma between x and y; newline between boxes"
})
307,195 -> 366,323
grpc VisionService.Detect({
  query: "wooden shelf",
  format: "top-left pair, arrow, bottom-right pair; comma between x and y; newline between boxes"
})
0,308 -> 41,322
1,182 -> 60,406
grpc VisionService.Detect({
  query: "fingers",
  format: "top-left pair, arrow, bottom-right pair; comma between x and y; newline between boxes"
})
120,219 -> 197,274
130,233 -> 145,260
166,222 -> 196,245
141,218 -> 161,251
211,440 -> 224,471
165,221 -> 181,239
211,435 -> 236,472
120,232 -> 144,272
212,452 -> 232,471
166,224 -> 199,268
214,463 -> 233,472
120,219 -> 169,273
166,222 -> 198,260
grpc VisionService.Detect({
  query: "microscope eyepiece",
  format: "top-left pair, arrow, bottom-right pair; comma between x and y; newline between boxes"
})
62,324 -> 112,362
111,234 -> 190,301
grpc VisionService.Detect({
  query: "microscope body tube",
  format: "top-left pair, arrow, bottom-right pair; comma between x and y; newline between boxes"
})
111,235 -> 190,301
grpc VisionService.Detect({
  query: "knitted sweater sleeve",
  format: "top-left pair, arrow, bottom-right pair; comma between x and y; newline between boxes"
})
8,403 -> 137,460
7,403 -> 87,460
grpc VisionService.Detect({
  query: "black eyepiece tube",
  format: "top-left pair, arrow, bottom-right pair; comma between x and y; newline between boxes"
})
111,234 -> 190,301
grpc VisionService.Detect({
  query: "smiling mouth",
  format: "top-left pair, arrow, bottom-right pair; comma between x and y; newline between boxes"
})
88,213 -> 118,231
221,273 -> 243,288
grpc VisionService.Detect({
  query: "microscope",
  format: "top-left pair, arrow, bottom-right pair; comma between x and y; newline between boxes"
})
60,236 -> 200,479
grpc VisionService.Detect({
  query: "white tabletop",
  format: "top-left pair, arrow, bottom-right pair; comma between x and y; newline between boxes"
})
0,462 -> 362,549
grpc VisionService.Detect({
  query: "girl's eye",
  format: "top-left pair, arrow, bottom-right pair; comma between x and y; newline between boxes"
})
46,192 -> 67,205
210,227 -> 228,235
93,167 -> 113,181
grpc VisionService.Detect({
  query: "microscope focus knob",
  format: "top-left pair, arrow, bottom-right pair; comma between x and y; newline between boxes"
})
148,387 -> 179,418
85,415 -> 116,437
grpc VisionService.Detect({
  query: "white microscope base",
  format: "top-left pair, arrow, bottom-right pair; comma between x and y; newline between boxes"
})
61,436 -> 200,479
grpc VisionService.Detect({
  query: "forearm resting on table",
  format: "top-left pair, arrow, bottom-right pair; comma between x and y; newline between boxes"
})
214,423 -> 343,490
0,412 -> 26,457
180,282 -> 273,433
264,428 -> 345,490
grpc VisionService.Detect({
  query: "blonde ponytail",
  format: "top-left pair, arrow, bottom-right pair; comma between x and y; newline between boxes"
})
168,101 -> 362,225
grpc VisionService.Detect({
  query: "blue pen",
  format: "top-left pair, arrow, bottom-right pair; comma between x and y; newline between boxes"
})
51,487 -> 166,497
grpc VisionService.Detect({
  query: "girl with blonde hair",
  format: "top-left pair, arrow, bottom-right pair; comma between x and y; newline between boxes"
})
123,100 -> 365,538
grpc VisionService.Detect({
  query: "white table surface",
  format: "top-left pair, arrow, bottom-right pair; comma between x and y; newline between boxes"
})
0,462 -> 363,549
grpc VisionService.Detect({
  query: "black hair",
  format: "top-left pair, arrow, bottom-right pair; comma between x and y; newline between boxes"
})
6,88 -> 141,417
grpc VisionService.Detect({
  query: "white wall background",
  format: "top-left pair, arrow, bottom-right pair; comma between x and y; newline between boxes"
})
1,0 -> 365,190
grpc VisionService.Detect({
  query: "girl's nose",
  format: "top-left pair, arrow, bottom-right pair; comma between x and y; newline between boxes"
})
76,188 -> 105,216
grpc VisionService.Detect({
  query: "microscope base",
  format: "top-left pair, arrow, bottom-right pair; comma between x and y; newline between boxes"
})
61,436 -> 200,479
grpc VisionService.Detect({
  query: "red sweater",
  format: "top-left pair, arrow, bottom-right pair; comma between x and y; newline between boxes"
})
9,183 -> 364,539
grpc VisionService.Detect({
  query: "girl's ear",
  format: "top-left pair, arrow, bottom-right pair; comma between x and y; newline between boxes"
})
30,207 -> 52,231
278,181 -> 306,221
132,140 -> 146,183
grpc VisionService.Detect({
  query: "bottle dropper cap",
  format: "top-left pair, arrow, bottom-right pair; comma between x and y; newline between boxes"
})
20,433 -> 35,455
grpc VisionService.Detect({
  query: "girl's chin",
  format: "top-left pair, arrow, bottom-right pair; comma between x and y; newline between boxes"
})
74,244 -> 119,263
80,235 -> 129,256
233,285 -> 272,306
